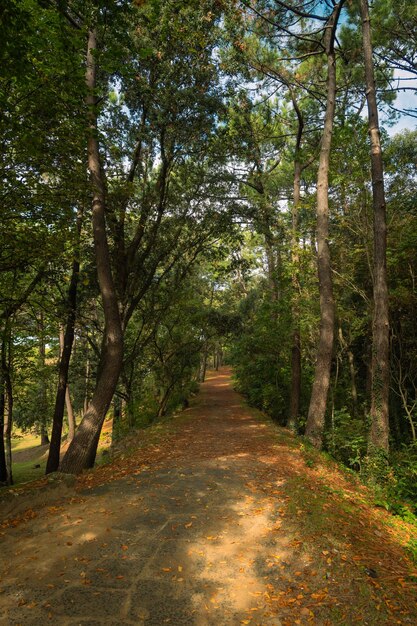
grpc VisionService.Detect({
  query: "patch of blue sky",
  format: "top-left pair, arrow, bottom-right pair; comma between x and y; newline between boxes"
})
384,69 -> 417,135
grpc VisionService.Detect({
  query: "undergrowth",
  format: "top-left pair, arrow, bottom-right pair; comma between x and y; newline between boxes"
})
299,434 -> 417,560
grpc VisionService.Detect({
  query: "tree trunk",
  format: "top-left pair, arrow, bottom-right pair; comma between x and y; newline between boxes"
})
348,349 -> 358,417
4,374 -> 13,485
60,28 -> 123,474
46,274 -> 78,473
360,0 -> 390,455
2,323 -> 13,485
112,395 -> 121,443
46,211 -> 80,472
0,385 -> 7,484
264,228 -> 279,301
288,93 -> 303,431
65,386 -> 76,441
200,342 -> 208,382
84,355 -> 91,413
305,3 -> 345,447
38,312 -> 49,446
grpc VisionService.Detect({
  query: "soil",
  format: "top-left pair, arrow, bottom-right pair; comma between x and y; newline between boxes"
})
0,368 -> 416,625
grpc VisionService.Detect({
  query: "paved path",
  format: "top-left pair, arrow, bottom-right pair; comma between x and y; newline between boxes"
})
1,369 -> 416,625
0,370 -> 291,625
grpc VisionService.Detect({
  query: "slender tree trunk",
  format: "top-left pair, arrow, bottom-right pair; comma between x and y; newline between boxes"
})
60,29 -> 123,474
305,2 -> 345,447
46,298 -> 78,474
40,424 -> 49,446
360,0 -> 390,455
0,384 -> 7,483
264,229 -> 279,301
46,212 -> 81,472
112,395 -> 121,443
65,387 -> 76,441
4,375 -> 13,485
2,323 -> 13,484
0,322 -> 8,483
348,349 -> 358,417
200,345 -> 208,382
38,312 -> 49,446
288,160 -> 302,431
84,354 -> 91,413
288,93 -> 304,431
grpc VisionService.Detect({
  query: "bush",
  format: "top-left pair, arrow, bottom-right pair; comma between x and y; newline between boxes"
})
324,407 -> 367,470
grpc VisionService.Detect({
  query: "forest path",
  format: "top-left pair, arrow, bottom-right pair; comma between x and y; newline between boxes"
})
1,368 -> 417,625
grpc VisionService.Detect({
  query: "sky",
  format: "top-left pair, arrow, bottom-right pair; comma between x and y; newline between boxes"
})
382,72 -> 417,136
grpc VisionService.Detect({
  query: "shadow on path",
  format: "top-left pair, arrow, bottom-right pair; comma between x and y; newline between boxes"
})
0,369 -> 416,625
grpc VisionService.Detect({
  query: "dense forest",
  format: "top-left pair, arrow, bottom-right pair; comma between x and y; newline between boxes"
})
1,0 -> 416,513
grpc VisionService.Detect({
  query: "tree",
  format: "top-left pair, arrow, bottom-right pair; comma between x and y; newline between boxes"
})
304,1 -> 346,448
360,0 -> 390,457
60,0 -> 231,473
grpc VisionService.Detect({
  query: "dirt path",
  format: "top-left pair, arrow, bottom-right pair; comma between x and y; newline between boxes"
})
0,369 -> 416,625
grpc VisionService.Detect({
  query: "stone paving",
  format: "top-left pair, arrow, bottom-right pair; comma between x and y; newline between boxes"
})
0,371 -> 288,625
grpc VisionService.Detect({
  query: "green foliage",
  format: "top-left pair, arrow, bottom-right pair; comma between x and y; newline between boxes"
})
407,538 -> 417,566
231,296 -> 291,424
389,443 -> 417,510
1,0 -> 417,483
324,408 -> 368,470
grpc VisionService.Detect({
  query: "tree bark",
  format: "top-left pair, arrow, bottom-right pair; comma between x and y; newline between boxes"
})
84,354 -> 91,413
305,2 -> 345,448
360,0 -> 390,455
0,385 -> 7,483
4,372 -> 13,485
2,322 -> 13,484
65,386 -> 76,441
348,348 -> 358,417
287,92 -> 304,431
60,28 -> 123,474
46,262 -> 78,473
38,312 -> 49,446
200,344 -> 208,382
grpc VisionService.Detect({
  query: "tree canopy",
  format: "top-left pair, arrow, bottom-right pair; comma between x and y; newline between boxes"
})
1,0 -> 416,517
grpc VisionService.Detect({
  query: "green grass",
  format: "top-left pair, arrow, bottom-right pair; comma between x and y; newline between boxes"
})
11,458 -> 47,485
11,431 -> 42,452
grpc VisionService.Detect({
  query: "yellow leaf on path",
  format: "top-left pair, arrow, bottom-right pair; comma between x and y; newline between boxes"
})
178,566 -> 183,572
